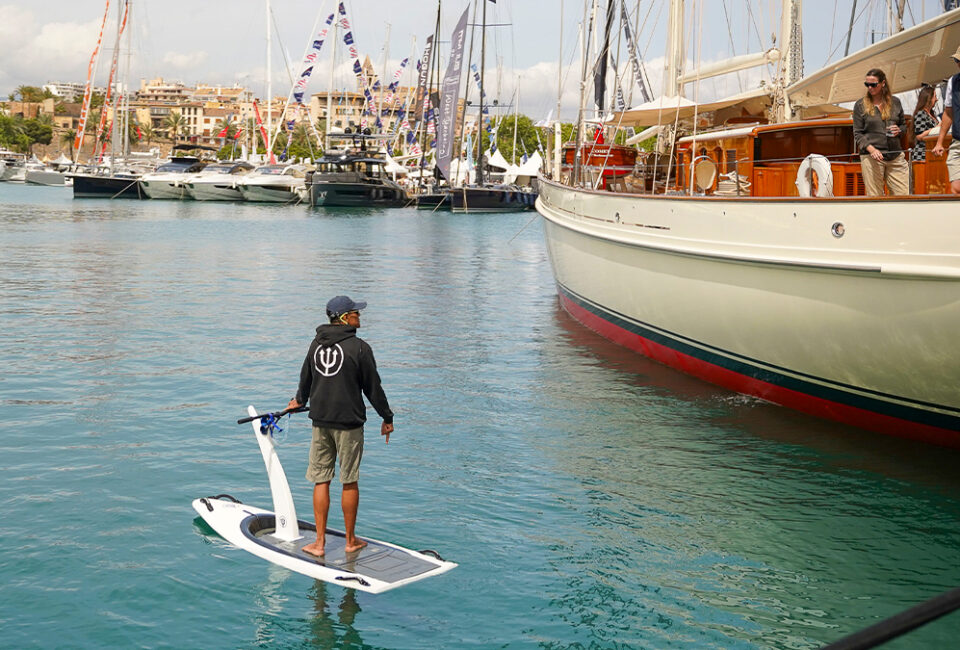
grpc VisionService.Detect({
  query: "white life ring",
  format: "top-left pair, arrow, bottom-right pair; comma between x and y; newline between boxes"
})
795,154 -> 834,197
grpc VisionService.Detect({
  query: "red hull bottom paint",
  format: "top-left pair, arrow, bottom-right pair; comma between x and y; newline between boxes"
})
558,291 -> 960,449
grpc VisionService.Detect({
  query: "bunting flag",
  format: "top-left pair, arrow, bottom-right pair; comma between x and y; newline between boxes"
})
339,3 -> 376,114
75,0 -> 111,157
470,64 -> 489,114
135,124 -> 142,141
413,35 -> 433,118
233,128 -> 244,140
387,57 -> 408,93
253,100 -> 275,163
293,13 -> 334,105
216,125 -> 229,138
436,6 -> 469,181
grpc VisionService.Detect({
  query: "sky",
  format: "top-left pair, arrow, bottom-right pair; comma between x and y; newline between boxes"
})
0,0 -> 954,121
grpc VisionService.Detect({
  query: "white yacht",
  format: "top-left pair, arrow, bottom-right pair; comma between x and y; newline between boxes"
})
237,164 -> 307,203
24,157 -> 67,186
0,150 -> 27,182
183,161 -> 255,201
139,157 -> 208,199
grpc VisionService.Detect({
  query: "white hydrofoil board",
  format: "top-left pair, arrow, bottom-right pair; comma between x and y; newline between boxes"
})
192,406 -> 456,594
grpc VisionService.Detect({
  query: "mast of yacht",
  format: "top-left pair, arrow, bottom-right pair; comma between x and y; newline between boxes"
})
326,19 -> 337,148
266,0 -> 272,162
107,0 -> 125,172
664,0 -> 684,98
776,0 -> 803,122
572,0 -> 598,186
122,0 -> 133,159
476,0 -> 488,186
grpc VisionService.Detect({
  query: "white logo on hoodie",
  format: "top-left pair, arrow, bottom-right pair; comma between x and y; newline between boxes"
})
314,344 -> 344,377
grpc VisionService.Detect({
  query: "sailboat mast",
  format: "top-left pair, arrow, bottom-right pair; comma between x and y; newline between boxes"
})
327,20 -> 337,146
123,0 -> 133,158
665,0 -> 684,97
266,0 -> 272,160
108,0 -> 125,170
777,0 -> 803,121
477,0 -> 487,185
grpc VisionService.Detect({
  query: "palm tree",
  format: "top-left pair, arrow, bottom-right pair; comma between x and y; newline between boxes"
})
214,117 -> 237,140
61,129 -> 77,161
162,113 -> 186,144
140,123 -> 156,146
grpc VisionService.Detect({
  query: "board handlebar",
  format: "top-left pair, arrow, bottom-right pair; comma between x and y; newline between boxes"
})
237,405 -> 308,424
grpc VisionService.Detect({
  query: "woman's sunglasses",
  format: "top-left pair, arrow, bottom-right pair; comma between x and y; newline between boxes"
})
864,82 -> 880,88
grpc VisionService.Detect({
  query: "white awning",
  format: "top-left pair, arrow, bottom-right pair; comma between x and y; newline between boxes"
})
788,8 -> 960,107
610,87 -> 771,127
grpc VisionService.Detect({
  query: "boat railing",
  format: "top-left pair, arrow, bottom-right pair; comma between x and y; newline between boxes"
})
556,144 -> 960,198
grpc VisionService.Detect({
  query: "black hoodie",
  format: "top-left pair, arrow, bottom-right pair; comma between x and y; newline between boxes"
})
294,324 -> 393,429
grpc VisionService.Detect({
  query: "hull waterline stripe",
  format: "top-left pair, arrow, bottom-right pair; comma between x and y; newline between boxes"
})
557,284 -> 960,444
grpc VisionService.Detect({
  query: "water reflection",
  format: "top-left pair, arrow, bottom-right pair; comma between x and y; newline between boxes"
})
306,581 -> 372,650
539,301 -> 960,648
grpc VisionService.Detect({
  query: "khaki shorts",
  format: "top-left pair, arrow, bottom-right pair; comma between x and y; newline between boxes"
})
947,141 -> 960,182
306,425 -> 364,484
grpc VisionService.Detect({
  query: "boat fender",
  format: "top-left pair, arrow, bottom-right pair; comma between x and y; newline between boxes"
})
796,154 -> 834,197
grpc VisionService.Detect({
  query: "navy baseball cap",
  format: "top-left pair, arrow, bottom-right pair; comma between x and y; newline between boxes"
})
326,295 -> 367,317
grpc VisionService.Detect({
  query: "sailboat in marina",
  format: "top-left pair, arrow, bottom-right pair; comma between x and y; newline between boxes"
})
69,0 -> 154,199
537,1 -> 960,445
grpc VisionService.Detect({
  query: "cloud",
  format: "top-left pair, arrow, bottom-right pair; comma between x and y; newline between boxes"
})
162,51 -> 208,69
0,6 -> 103,94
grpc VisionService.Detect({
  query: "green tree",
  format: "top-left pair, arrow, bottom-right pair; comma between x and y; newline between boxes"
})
61,129 -> 77,160
493,114 -> 541,164
22,118 -> 53,153
162,113 -> 186,144
139,123 -> 156,145
213,117 -> 238,140
13,85 -> 52,102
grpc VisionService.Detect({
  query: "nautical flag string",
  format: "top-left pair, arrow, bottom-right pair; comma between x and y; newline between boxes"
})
292,14 -> 334,105
339,2 -> 377,122
470,64 -> 489,114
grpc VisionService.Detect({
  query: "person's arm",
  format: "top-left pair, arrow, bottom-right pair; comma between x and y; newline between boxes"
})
288,348 -> 313,409
934,110 -> 952,157
358,342 -> 394,442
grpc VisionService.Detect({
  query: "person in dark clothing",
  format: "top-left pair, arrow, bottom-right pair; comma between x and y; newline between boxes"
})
287,295 -> 394,557
852,68 -> 909,196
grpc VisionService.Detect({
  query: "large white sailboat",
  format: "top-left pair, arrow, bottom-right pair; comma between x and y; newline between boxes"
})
537,1 -> 960,445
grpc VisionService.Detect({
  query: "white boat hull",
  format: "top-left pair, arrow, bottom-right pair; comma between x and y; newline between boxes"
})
238,182 -> 303,203
536,177 -> 960,444
140,177 -> 190,199
25,169 -> 66,186
185,179 -> 243,201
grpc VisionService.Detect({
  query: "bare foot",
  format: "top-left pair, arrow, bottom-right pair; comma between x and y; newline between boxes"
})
302,539 -> 325,557
344,538 -> 368,553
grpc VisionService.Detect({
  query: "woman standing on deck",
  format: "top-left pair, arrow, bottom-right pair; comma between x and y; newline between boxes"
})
912,85 -> 940,161
853,68 -> 909,196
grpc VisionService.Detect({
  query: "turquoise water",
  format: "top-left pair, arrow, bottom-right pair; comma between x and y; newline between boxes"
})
2,182 -> 959,649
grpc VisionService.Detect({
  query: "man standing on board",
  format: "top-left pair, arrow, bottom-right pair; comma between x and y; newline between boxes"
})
932,46 -> 960,195
288,295 -> 394,557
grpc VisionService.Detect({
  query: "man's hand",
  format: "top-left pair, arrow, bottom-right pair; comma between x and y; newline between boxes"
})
933,142 -> 946,157
381,422 -> 393,444
287,398 -> 301,411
